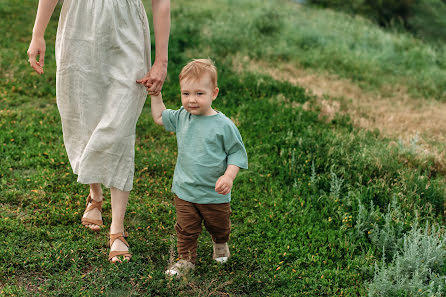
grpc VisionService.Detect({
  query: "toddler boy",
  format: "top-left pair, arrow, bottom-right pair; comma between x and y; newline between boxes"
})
150,59 -> 248,277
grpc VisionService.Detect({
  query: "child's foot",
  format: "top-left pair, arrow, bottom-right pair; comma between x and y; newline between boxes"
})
109,232 -> 132,263
213,242 -> 230,263
165,260 -> 195,278
81,193 -> 104,232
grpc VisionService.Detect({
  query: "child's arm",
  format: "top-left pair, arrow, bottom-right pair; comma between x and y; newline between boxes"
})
150,93 -> 166,126
215,165 -> 240,195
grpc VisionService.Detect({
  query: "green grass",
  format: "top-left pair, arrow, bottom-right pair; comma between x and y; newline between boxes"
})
171,0 -> 446,100
1,0 -> 446,296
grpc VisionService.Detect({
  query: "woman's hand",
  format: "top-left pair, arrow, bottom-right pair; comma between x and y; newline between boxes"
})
136,61 -> 167,96
27,36 -> 46,75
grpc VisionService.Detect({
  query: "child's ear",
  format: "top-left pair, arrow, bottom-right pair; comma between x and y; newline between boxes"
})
212,87 -> 219,100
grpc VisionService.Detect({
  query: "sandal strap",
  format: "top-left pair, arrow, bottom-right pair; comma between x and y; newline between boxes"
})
81,217 -> 104,227
109,232 -> 129,248
84,194 -> 103,213
108,251 -> 132,261
109,232 -> 131,261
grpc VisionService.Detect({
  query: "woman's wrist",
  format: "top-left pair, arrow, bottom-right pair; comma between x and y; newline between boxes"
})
32,29 -> 45,39
153,57 -> 168,67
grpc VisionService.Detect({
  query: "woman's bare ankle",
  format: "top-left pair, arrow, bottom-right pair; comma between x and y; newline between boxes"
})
89,192 -> 103,202
89,184 -> 103,201
110,225 -> 124,235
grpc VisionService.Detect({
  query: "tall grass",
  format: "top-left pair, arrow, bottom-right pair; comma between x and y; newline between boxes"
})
168,0 -> 446,100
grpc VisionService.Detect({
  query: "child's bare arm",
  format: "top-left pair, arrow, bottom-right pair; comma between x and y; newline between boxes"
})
215,165 -> 240,195
150,93 -> 166,126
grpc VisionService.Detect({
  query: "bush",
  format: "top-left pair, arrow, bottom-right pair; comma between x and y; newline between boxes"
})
307,0 -> 412,26
355,197 -> 410,262
307,0 -> 446,43
354,198 -> 446,296
409,0 -> 446,43
368,222 -> 446,296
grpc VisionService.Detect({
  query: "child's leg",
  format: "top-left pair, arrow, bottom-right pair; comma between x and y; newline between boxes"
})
198,203 -> 231,244
174,196 -> 203,264
199,203 -> 231,262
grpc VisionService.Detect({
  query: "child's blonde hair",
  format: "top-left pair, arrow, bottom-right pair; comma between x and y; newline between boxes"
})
179,58 -> 218,88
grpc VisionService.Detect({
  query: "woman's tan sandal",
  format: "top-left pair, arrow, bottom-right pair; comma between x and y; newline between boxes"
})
108,232 -> 132,262
81,194 -> 104,231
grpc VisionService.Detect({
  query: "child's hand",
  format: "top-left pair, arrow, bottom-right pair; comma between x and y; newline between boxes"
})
136,61 -> 167,96
215,175 -> 233,195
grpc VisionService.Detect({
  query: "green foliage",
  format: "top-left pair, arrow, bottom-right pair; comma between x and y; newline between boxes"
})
174,0 -> 446,100
355,197 -> 446,296
409,0 -> 446,43
355,197 -> 410,262
252,10 -> 283,36
308,0 -> 412,26
1,0 -> 446,296
308,0 -> 446,43
368,222 -> 446,296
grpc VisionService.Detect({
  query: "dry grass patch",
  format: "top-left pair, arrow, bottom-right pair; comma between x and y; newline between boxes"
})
232,55 -> 446,172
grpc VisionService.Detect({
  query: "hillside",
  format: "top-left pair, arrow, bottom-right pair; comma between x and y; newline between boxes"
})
1,0 -> 446,295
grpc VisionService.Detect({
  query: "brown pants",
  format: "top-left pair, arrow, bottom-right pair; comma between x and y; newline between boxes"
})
174,196 -> 232,264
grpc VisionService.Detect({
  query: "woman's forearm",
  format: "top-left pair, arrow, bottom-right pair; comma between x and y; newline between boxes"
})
151,0 -> 170,65
32,0 -> 59,38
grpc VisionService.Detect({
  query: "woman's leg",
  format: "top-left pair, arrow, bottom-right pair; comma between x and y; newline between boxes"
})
109,187 -> 130,262
82,183 -> 104,231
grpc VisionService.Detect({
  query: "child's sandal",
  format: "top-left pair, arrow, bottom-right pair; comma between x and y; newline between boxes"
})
81,194 -> 104,231
108,232 -> 132,263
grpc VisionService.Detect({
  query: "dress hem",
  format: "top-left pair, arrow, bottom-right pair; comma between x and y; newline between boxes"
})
76,175 -> 133,192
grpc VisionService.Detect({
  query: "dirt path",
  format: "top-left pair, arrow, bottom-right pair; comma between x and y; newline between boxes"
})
232,55 -> 446,171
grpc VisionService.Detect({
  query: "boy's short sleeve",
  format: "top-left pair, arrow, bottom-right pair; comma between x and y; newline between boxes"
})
224,122 -> 248,169
162,108 -> 182,132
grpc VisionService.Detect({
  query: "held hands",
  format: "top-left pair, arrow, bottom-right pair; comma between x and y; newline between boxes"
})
215,175 -> 234,195
136,61 -> 167,96
27,37 -> 46,75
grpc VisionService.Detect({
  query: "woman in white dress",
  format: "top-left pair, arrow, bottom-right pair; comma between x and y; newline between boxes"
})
27,0 -> 170,262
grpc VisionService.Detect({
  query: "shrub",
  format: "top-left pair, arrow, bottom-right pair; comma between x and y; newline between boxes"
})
307,0 -> 446,43
368,222 -> 446,296
307,0 -> 412,27
408,0 -> 446,43
252,10 -> 283,35
355,197 -> 410,261
354,198 -> 446,296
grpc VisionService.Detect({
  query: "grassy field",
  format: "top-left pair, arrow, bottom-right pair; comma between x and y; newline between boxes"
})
172,0 -> 446,101
1,0 -> 446,296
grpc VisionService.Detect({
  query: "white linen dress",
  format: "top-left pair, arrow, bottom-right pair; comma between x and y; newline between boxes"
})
55,0 -> 151,191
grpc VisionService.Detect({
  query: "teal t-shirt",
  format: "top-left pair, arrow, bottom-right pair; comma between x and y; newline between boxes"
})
162,107 -> 248,204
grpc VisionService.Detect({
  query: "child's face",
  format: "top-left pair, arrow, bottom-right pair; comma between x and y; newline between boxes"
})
180,75 -> 219,116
